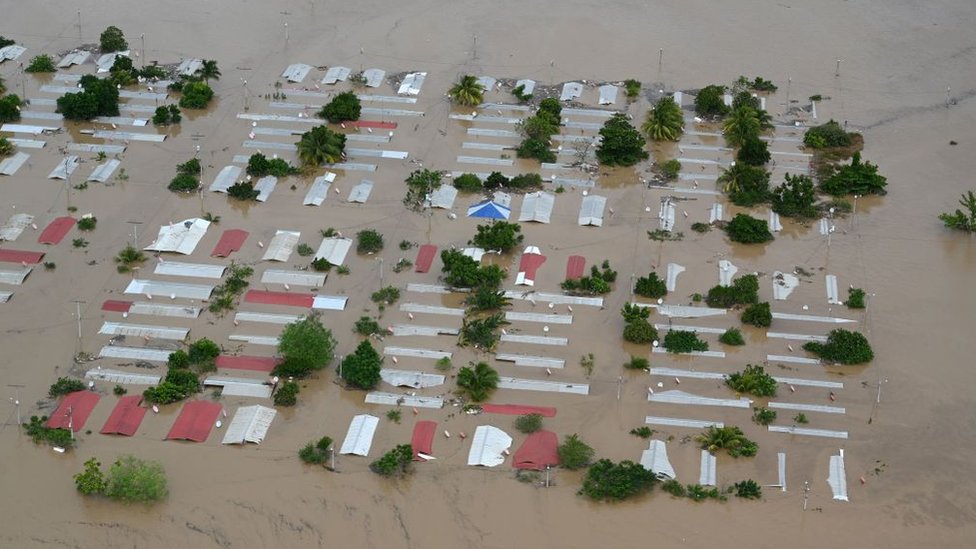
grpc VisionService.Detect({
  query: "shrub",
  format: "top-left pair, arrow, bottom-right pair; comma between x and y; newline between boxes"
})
456,362 -> 500,401
820,152 -> 887,196
297,243 -> 314,256
318,91 -> 361,123
623,319 -> 657,344
168,173 -> 199,193
691,222 -> 711,233
310,258 -> 330,272
663,330 -> 708,353
558,434 -> 595,470
167,350 -> 190,369
623,356 -> 649,370
57,76 -> 120,120
741,302 -> 772,328
803,329 -> 874,364
246,153 -> 296,177
939,190 -> 976,232
771,174 -> 818,218
435,357 -> 453,371
511,83 -> 532,103
517,137 -> 556,163
356,229 -> 384,253
25,54 -> 56,73
726,364 -> 777,397
696,426 -> 758,458
104,455 -> 168,502
735,479 -> 763,499
0,136 -> 15,156
177,158 -> 201,176
579,459 -> 658,501
470,221 -> 523,253
659,159 -> 681,180
275,315 -> 337,378
845,287 -> 866,309
24,416 -> 74,448
596,113 -> 648,167
694,85 -> 729,117
634,272 -> 667,298
464,286 -> 511,312
561,262 -> 616,295
514,413 -> 543,434
99,26 -> 128,52
725,213 -> 773,244
630,426 -> 654,438
340,340 -> 383,390
804,120 -> 852,149
705,274 -> 759,308
227,181 -> 259,201
179,81 -> 215,109
188,338 -> 220,366
453,173 -> 482,193
662,479 -> 686,497
624,79 -> 642,98
509,173 -> 543,190
483,171 -> 510,190
370,444 -> 414,477
371,286 -> 400,305
49,377 -> 86,398
0,95 -> 22,123
719,328 -> 745,346
752,407 -> 776,426
737,137 -> 770,166
643,97 -> 684,141
354,316 -> 381,336
273,380 -> 299,406
386,409 -> 401,423
113,385 -> 127,396
720,164 -> 771,207
77,216 -> 97,231
686,484 -> 723,502
297,125 -> 347,167
74,458 -> 107,495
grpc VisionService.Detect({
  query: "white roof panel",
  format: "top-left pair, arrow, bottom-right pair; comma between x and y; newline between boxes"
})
518,191 -> 555,223
233,311 -> 302,325
0,268 -> 32,285
210,165 -> 244,193
97,345 -> 173,362
322,66 -> 351,84
399,303 -> 465,317
260,269 -> 325,287
494,353 -> 565,369
85,368 -> 161,385
2,123 -> 59,134
302,172 -> 336,206
476,76 -> 496,90
87,159 -> 121,182
347,180 -> 374,203
91,130 -> 165,142
560,82 -> 583,102
228,334 -> 280,346
428,185 -> 457,209
382,347 -> 452,360
389,324 -> 459,337
647,389 -> 751,408
363,68 -> 386,88
598,84 -> 619,105
0,291 -> 12,302
405,283 -> 452,294
467,425 -> 512,467
496,377 -> 589,395
380,368 -> 446,388
204,376 -> 273,398
222,405 -> 277,444
312,295 -> 348,310
0,213 -> 33,242
176,58 -> 203,77
281,63 -> 313,83
504,291 -> 604,307
48,155 -> 80,179
314,237 -> 352,265
154,261 -> 226,279
96,51 -> 129,73
98,322 -> 189,340
578,195 -> 607,226
364,392 -> 444,409
262,230 -> 300,262
128,302 -> 202,318
500,334 -> 567,346
828,451 -> 849,501
340,414 -> 379,456
57,51 -> 91,68
397,72 -> 427,95
699,450 -> 717,486
0,152 -> 30,176
503,311 -> 572,325
144,218 -> 210,255
124,278 -> 215,300
769,425 -> 849,439
644,416 -> 725,429
0,44 -> 27,62
254,176 -> 277,202
640,440 -> 676,480
514,79 -> 536,96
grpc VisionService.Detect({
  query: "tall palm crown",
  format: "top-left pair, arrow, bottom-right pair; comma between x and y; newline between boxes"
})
449,75 -> 486,107
642,96 -> 684,141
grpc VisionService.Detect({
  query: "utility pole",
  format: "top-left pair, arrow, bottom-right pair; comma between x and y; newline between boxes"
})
77,10 -> 82,40
378,257 -> 384,288
242,77 -> 249,111
19,62 -> 26,99
658,48 -> 663,74
63,151 -> 72,211
946,86 -> 951,108
472,35 -> 477,61
786,76 -> 791,112
835,59 -> 842,77
140,34 -> 145,68
616,376 -> 622,400
71,300 -> 86,351
8,385 -> 24,426
284,22 -> 289,43
803,480 -> 810,510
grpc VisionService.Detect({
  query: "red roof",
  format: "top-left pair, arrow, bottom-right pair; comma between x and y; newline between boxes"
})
348,120 -> 397,129
215,355 -> 281,372
100,395 -> 147,436
481,403 -> 557,417
566,255 -> 586,280
244,290 -> 314,308
414,244 -> 437,273
101,299 -> 133,313
0,249 -> 45,264
411,420 -> 437,460
46,391 -> 101,432
211,229 -> 248,257
166,401 -> 222,442
38,217 -> 76,245
518,252 -> 547,283
513,430 -> 560,470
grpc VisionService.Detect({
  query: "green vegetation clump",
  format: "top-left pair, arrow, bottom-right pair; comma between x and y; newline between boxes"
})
737,76 -> 777,92
453,173 -> 483,193
803,120 -> 852,149
356,229 -> 384,253
99,26 -> 128,52
114,244 -> 147,273
0,136 -> 15,156
340,340 -> 383,390
440,249 -> 506,289
579,459 -> 658,501
386,409 -> 401,423
659,159 -> 681,181
142,368 -> 200,404
794,413 -> 809,424
299,436 -> 333,465
187,338 -> 220,370
370,285 -> 400,305
25,54 -> 56,73
0,95 -> 22,124
49,377 -> 86,397
634,272 -> 667,298
511,83 -> 533,103
623,356 -> 650,370
318,91 -> 361,123
561,261 -> 617,295
469,221 -> 523,253
734,479 -> 763,499
152,105 -> 182,126
686,484 -> 725,502
435,357 -> 453,371
76,456 -> 168,503
448,75 -> 485,106
630,426 -> 654,439
725,213 -> 774,244
57,76 -> 120,120
514,413 -> 543,434
705,274 -> 759,308
642,97 -> 683,141
274,315 -> 337,378
354,316 -> 381,336
207,263 -> 254,314
771,174 -> 818,218
696,425 -> 758,458
178,81 -> 215,109
694,85 -> 729,117
558,434 -> 595,470
24,416 -> 74,448
596,113 -> 648,166
456,361 -> 500,402
226,181 -> 259,201
403,168 -> 442,209
820,152 -> 887,196
168,173 -> 199,193
623,79 -> 642,98
845,287 -> 867,309
463,286 -> 511,313
719,327 -> 745,346
297,243 -> 314,256
74,458 -> 107,495
737,137 -> 770,166
246,152 -> 298,177
939,190 -> 976,232
663,330 -> 708,353
273,380 -> 299,406
752,407 -> 777,426
516,99 -> 561,163
459,312 -> 509,351
370,444 -> 414,477
662,479 -> 686,497
726,364 -> 777,397
296,125 -> 346,167
741,302 -> 772,328
720,164 -> 771,207
803,329 -> 874,364
723,104 -> 772,148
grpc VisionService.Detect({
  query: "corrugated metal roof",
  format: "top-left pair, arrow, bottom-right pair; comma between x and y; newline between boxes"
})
826,274 -> 840,304
314,237 -> 352,265
222,405 -> 277,444
770,312 -> 856,324
234,311 -> 302,325
91,130 -> 166,142
598,84 -> 618,105
0,152 -> 30,176
461,247 -> 486,262
390,325 -> 459,336
518,191 -> 555,223
85,368 -> 162,385
166,401 -> 221,442
457,155 -> 513,167
262,230 -> 300,262
0,267 -> 31,285
281,63 -> 313,83
1,123 -> 59,134
20,110 -> 64,121
176,58 -> 203,76
647,303 -> 727,318
322,66 -> 351,84
303,172 -> 336,206
328,162 -> 376,171
356,94 -> 416,104
765,332 -> 829,342
124,278 -> 215,300
8,138 -> 46,149
640,440 -> 676,479
87,159 -> 121,182
380,368 -> 446,388
644,416 -> 724,429
228,334 -> 280,346
828,451 -> 849,501
699,451 -> 717,486
363,68 -> 386,87
718,259 -> 737,286
648,390 -> 751,408
47,155 -> 80,179
405,283 -> 452,294
0,291 -> 12,302
466,127 -> 520,138
382,347 -> 452,360
476,76 -> 496,90
551,176 -> 596,189
204,376 -> 272,398
778,452 -> 787,491
710,203 -> 724,223
428,185 -> 457,209
397,72 -> 427,95
578,195 -> 606,226
347,180 -> 374,203
154,261 -> 226,279
559,82 -> 583,101
467,425 -> 512,467
145,218 -> 211,255
494,353 -> 565,369
260,269 -> 325,287
95,115 -> 148,127
504,291 -> 604,307
210,165 -> 244,193
345,148 -> 408,159
500,334 -> 567,346
0,213 -> 34,241
659,200 -> 675,231
364,392 -> 444,409
768,402 -> 846,415
673,91 -> 683,106
651,347 -> 726,358
496,377 -> 589,395
666,263 -> 685,292
57,50 -> 91,68
653,325 -> 726,335
515,79 -> 535,95
97,345 -> 173,362
100,395 -> 147,436
769,425 -> 849,439
96,51 -> 129,72
128,302 -> 202,318
768,211 -> 783,232
766,354 -> 820,365
399,303 -> 464,316
98,322 -> 189,340
254,175 -> 277,202
0,44 -> 26,61
340,414 -> 380,456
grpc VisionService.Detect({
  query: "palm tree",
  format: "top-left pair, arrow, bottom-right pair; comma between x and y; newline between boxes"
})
718,163 -> 748,194
723,106 -> 763,147
197,60 -> 221,84
695,425 -> 757,457
448,75 -> 485,107
0,136 -> 14,157
296,126 -> 346,167
641,97 -> 684,141
456,361 -> 500,402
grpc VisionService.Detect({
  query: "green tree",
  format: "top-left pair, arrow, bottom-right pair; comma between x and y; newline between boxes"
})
354,316 -> 381,336
273,380 -> 300,406
723,106 -> 765,147
939,190 -> 976,232
370,444 -> 414,477
719,327 -> 745,346
470,221 -> 523,253
802,329 -> 874,364
696,426 -> 758,458
57,91 -> 100,120
803,120 -> 851,149
448,74 -> 486,106
579,459 -> 658,501
694,85 -> 729,117
663,330 -> 709,353
168,173 -> 199,193
659,159 -> 681,180
771,174 -> 818,218
340,340 -> 383,390
197,59 -> 221,83
558,434 -> 595,470
275,315 -> 337,377
642,96 -> 684,141
188,338 -> 220,368
705,274 -> 760,308
514,413 -> 543,433
726,364 -> 777,397
48,377 -> 86,398
731,90 -> 761,111
516,137 -> 556,163
623,319 -> 657,344
453,173 -> 482,193
741,302 -> 772,327
99,26 -> 128,52
518,114 -> 559,140
623,356 -> 650,370
296,125 -> 346,167
104,455 -> 168,502
0,136 -> 14,157
820,152 -> 887,196
459,313 -> 508,351
25,54 -> 56,73
725,213 -> 773,244
227,181 -> 259,201
356,229 -> 384,253
719,163 -> 770,206
845,287 -> 867,309
81,75 -> 121,116
735,479 -> 763,499
634,272 -> 667,298
0,94 -> 21,123
737,137 -> 770,166
179,81 -> 214,109
596,113 -> 648,166
74,458 -> 107,495
318,91 -> 361,123
456,362 -> 500,402
464,286 -> 511,312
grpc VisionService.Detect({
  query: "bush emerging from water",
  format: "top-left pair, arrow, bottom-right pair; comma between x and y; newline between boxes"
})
803,329 -> 874,364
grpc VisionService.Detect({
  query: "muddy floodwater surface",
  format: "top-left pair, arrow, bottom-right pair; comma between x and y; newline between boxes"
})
1,1 -> 975,548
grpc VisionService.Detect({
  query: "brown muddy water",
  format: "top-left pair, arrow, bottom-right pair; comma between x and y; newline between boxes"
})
1,1 -> 975,547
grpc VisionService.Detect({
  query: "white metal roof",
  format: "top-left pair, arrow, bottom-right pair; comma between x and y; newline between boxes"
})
397,72 -> 427,95
47,155 -> 80,179
467,425 -> 512,467
390,324 -> 458,337
598,84 -> 619,105
144,218 -> 210,255
0,268 -> 31,285
504,291 -> 604,307
673,91 -> 683,105
476,76 -> 496,90
87,159 -> 121,182
461,247 -> 486,262
514,79 -> 535,95
644,416 -> 724,429
85,368 -> 162,385
699,450 -> 717,486
91,130 -> 166,142
666,263 -> 685,292
718,259 -> 737,286
768,425 -> 849,439
0,44 -> 26,62
659,200 -> 675,231
503,311 -> 572,325
578,195 -> 606,226
777,452 -> 787,491
645,303 -> 726,318
399,303 -> 465,317
347,180 -> 373,203
494,353 -> 565,369
128,302 -> 202,318
496,377 -> 589,395
262,230 -> 300,262
826,274 -> 840,304
204,376 -> 272,398
210,166 -> 243,193
428,185 -> 458,209
500,334 -> 568,346
640,440 -> 676,480
0,152 -> 30,176
710,203 -> 724,223
312,295 -> 348,310
382,347 -> 452,360
559,82 -> 583,101
771,311 -> 856,324
252,176 -> 277,202
314,237 -> 352,265
364,391 -> 444,409
766,354 -> 820,365
97,345 -> 173,362
380,368 -> 446,388
648,390 -> 751,408
518,191 -> 555,223
176,58 -> 203,76
124,278 -> 215,300
154,261 -> 226,279
766,332 -> 829,343
233,311 -> 302,325
322,66 -> 351,84
260,269 -> 325,287
98,322 -> 189,340
57,51 -> 91,68
281,63 -> 313,83
363,68 -> 385,88
405,283 -> 452,294
768,402 -> 846,415
0,291 -> 11,302
303,172 -> 336,206
222,405 -> 277,444
828,451 -> 849,501
1,123 -> 59,134
96,51 -> 129,73
228,334 -> 280,346
768,211 -> 783,232
0,213 -> 33,242
8,138 -> 46,149
340,414 -> 380,456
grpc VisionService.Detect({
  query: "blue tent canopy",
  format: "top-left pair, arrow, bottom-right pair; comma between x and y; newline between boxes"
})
467,200 -> 511,220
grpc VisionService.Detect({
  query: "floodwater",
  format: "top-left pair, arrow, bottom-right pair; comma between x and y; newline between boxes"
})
1,0 -> 976,547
